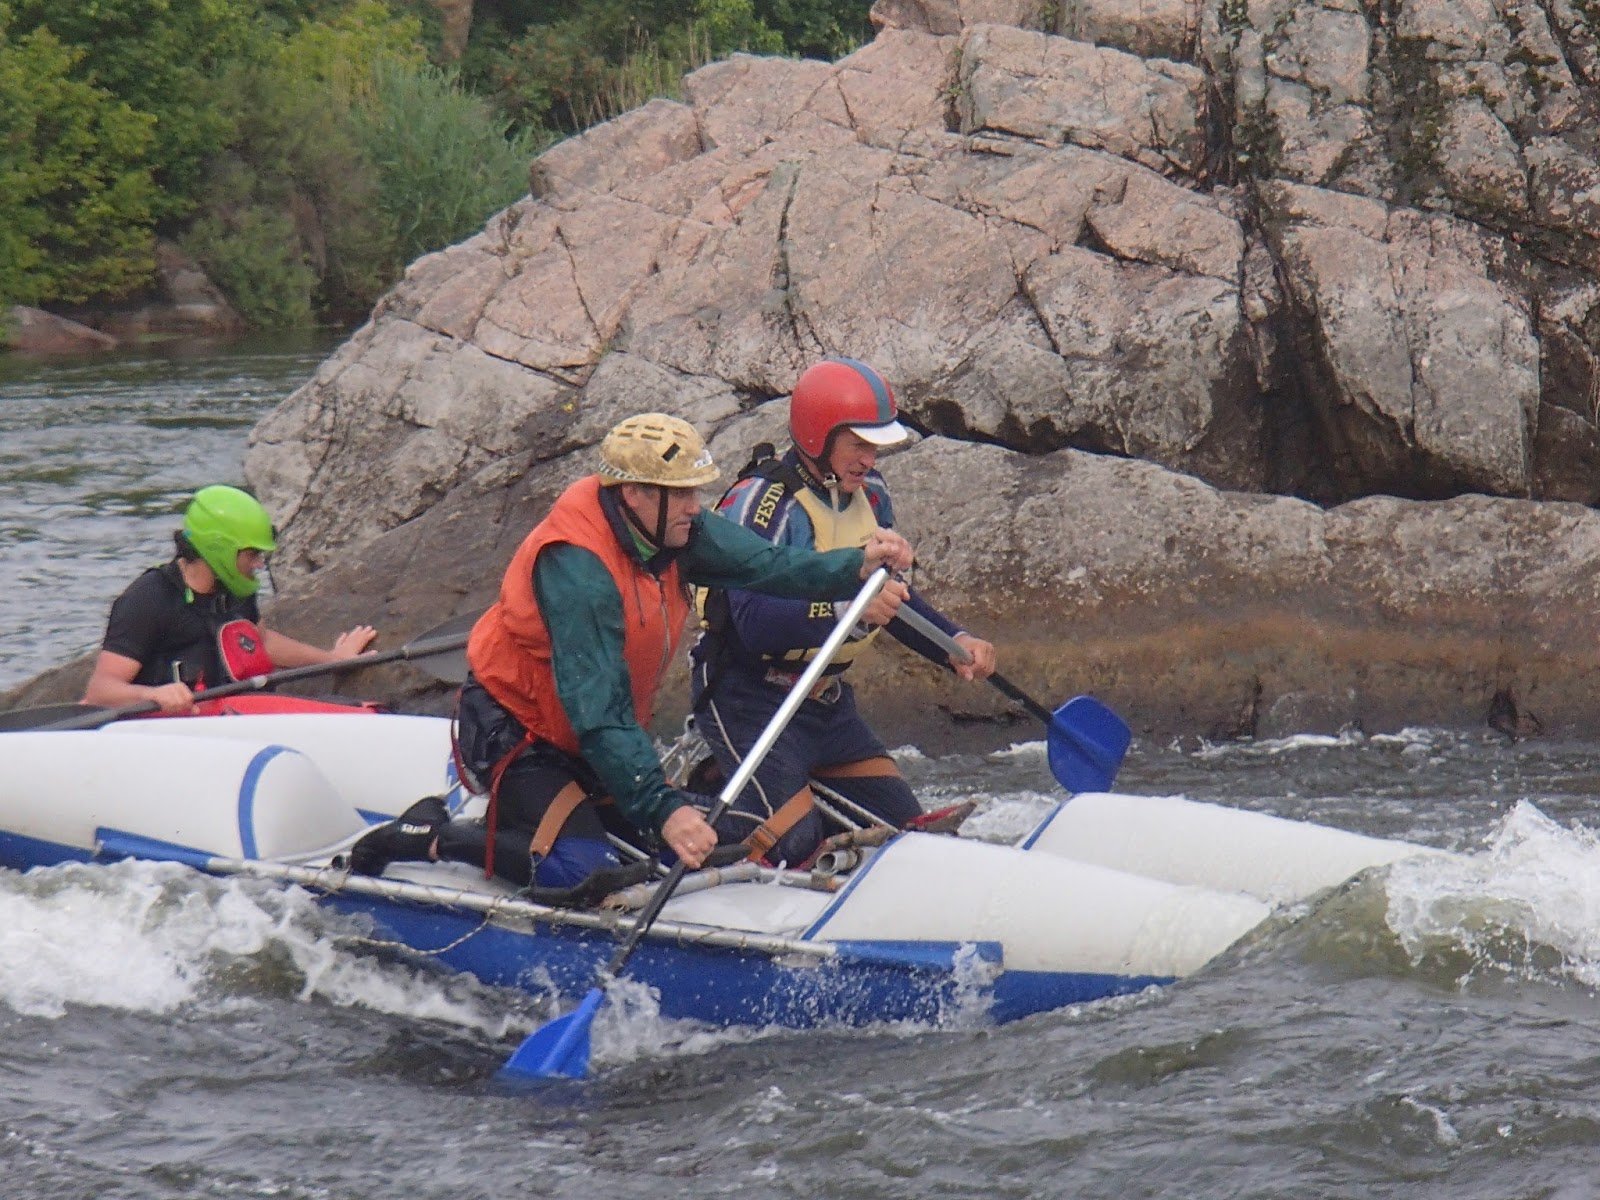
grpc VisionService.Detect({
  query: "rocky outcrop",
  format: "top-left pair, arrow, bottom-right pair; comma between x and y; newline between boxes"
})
4,307 -> 117,355
237,4 -> 1600,746
79,241 -> 245,341
7,242 -> 246,355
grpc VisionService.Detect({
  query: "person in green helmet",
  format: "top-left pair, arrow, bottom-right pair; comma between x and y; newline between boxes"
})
82,485 -> 376,714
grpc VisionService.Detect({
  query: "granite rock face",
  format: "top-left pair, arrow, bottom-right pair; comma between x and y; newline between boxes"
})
229,5 -> 1600,746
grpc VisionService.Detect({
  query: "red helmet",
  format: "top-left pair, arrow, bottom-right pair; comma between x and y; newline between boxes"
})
789,358 -> 909,460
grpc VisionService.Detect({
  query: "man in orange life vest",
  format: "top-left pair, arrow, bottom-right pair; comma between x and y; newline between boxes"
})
349,414 -> 914,891
83,485 -> 376,715
690,358 -> 997,866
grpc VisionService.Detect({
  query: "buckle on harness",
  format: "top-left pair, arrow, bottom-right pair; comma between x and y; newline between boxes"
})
763,668 -> 843,704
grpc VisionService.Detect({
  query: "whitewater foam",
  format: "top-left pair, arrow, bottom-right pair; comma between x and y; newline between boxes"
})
0,859 -> 515,1036
1384,800 -> 1600,987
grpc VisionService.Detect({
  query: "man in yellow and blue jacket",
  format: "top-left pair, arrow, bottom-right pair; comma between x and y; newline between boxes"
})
691,359 -> 997,866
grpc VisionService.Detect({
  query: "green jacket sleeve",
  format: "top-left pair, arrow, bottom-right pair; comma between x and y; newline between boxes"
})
682,509 -> 866,595
533,543 -> 687,837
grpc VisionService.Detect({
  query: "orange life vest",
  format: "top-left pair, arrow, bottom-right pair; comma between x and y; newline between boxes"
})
467,476 -> 690,756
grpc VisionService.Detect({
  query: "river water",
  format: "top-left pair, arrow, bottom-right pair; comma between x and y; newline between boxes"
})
0,336 -> 334,691
4,345 -> 1600,1197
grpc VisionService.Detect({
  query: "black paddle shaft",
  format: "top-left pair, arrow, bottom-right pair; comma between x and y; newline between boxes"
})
890,602 -> 1055,727
8,619 -> 475,733
984,671 -> 1054,726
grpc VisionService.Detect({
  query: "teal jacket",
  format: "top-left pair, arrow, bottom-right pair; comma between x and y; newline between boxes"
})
532,496 -> 866,836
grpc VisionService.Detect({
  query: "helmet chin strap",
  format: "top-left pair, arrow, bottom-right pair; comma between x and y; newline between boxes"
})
796,444 -> 840,489
796,444 -> 848,516
621,485 -> 671,549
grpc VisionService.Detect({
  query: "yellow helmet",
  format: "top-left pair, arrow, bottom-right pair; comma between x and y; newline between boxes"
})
597,414 -> 720,488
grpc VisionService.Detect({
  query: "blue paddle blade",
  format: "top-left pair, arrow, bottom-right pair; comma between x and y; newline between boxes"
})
1046,696 -> 1132,793
499,989 -> 603,1081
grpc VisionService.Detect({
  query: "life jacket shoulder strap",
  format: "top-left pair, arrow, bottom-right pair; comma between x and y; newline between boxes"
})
734,442 -> 804,496
699,443 -> 801,636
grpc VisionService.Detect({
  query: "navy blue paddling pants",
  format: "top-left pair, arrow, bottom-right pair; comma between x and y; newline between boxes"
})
690,660 -> 921,866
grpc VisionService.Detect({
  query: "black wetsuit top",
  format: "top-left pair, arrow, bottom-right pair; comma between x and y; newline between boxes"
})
101,561 -> 259,688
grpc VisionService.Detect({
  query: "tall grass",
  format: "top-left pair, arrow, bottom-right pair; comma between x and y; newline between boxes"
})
576,23 -> 715,129
349,60 -> 548,271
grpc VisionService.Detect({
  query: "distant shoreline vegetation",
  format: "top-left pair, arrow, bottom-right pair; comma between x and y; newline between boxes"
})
0,0 -> 871,331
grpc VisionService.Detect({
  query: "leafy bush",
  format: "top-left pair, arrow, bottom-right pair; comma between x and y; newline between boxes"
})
278,0 -> 426,99
0,13 -> 158,306
1,0 -> 873,327
183,48 -> 539,325
183,189 -> 317,329
488,0 -> 782,132
753,0 -> 872,59
179,55 -> 391,327
6,0 -> 256,223
178,2 -> 426,326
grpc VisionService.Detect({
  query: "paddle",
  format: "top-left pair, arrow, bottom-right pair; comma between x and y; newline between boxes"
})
891,604 -> 1131,793
498,566 -> 892,1083
0,612 -> 480,734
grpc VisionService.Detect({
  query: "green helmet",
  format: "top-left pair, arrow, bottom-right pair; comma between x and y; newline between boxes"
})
182,485 -> 277,598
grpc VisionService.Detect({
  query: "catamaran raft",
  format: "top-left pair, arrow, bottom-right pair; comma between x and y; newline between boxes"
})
0,708 -> 1436,1037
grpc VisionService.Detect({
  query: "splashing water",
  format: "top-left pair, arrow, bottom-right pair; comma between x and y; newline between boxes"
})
0,859 -> 518,1037
1385,800 -> 1600,987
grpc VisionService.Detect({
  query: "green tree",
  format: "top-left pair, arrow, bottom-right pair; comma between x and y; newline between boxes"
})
279,0 -> 426,98
470,0 -> 868,134
6,0 -> 259,223
0,11 -> 157,306
183,9 -> 537,327
180,71 -> 337,328
180,1 -> 428,326
753,0 -> 871,59
491,0 -> 782,131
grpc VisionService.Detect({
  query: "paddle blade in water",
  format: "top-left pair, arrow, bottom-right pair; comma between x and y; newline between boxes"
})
1046,696 -> 1132,793
498,989 -> 602,1081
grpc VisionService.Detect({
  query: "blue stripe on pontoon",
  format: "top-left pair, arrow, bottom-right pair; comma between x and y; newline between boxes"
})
799,830 -> 902,940
96,827 -> 212,867
829,939 -> 1003,972
237,745 -> 290,860
834,356 -> 893,422
1017,804 -> 1059,850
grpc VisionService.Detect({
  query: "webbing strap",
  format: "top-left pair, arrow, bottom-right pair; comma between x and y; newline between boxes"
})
743,787 -> 815,861
483,731 -> 533,879
447,687 -> 476,796
529,781 -> 590,861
